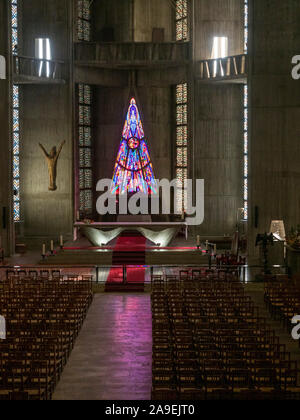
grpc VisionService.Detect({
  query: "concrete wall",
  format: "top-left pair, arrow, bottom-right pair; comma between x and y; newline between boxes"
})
75,67 -> 128,87
193,0 -> 244,60
19,0 -> 73,243
194,83 -> 243,236
0,0 -> 13,255
191,0 -> 244,237
21,0 -> 70,58
249,0 -> 300,258
20,84 -> 72,239
134,0 -> 173,42
93,0 -> 173,43
93,0 -> 132,42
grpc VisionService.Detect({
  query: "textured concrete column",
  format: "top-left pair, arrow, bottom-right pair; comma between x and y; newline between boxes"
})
134,0 -> 173,42
193,83 -> 243,236
191,0 -> 244,238
19,0 -> 73,246
248,0 -> 300,259
0,0 -> 13,256
193,0 -> 244,60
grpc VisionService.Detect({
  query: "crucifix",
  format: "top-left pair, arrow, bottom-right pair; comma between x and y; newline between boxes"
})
39,140 -> 66,191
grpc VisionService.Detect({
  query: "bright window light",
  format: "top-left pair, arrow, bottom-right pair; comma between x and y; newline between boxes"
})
0,55 -> 5,79
211,37 -> 228,59
35,38 -> 52,77
211,37 -> 228,77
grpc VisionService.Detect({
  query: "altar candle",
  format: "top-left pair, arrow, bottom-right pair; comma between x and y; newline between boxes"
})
76,211 -> 80,221
50,240 -> 54,252
197,235 -> 200,247
60,235 -> 63,247
205,240 -> 208,251
42,244 -> 46,256
214,244 -> 217,254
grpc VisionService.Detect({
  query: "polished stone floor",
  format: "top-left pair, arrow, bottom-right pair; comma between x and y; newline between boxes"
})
53,294 -> 152,400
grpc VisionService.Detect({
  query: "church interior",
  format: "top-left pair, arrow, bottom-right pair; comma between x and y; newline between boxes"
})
1,0 -> 300,401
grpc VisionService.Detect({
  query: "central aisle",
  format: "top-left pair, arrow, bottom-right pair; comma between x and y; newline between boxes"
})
53,294 -> 152,400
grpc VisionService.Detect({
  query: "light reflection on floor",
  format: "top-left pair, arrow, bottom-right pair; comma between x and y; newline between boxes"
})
53,294 -> 152,401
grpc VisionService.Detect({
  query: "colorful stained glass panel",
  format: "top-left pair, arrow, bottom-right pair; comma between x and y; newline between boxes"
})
176,83 -> 187,104
176,126 -> 188,146
176,147 -> 188,168
244,155 -> 248,178
12,28 -> 18,51
176,82 -> 188,211
244,179 -> 248,201
78,83 -> 93,217
79,105 -> 91,125
13,178 -> 20,192
79,148 -> 92,168
78,19 -> 83,40
13,135 -> 19,155
127,149 -> 141,171
177,104 -> 187,125
116,140 -> 129,167
111,98 -> 157,194
13,155 -> 20,178
78,0 -> 91,42
79,84 -> 84,103
80,190 -> 93,212
83,0 -> 91,20
84,85 -> 91,104
79,126 -> 92,147
176,0 -> 188,41
83,20 -> 91,42
14,202 -> 20,221
13,86 -> 19,107
244,132 -> 248,154
12,2 -> 21,222
79,169 -> 92,189
12,4 -> 18,27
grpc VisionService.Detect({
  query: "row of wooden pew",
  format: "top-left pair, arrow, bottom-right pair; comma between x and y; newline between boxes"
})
264,281 -> 300,332
0,276 -> 93,400
151,274 -> 300,400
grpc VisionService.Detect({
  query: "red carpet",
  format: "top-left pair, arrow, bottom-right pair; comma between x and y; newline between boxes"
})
105,234 -> 146,291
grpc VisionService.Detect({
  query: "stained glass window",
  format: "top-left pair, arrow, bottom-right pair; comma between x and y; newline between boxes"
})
244,0 -> 249,55
176,126 -> 188,147
80,190 -> 93,212
78,0 -> 91,42
11,1 -> 20,222
243,0 -> 249,221
243,85 -> 248,220
111,98 -> 157,195
79,126 -> 91,147
78,83 -> 93,218
176,0 -> 188,41
176,83 -> 188,211
12,85 -> 20,221
176,105 -> 188,125
11,0 -> 18,54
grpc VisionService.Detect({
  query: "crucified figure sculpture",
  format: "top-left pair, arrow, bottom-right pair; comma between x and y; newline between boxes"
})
39,140 -> 66,191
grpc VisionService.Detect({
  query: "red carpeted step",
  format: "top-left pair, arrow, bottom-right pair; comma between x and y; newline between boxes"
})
106,235 -> 146,292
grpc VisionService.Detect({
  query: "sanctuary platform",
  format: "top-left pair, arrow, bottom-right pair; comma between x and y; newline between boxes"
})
40,246 -> 209,267
73,222 -> 189,247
